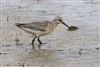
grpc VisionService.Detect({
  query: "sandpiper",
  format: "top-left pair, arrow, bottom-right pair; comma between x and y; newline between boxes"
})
15,16 -> 70,49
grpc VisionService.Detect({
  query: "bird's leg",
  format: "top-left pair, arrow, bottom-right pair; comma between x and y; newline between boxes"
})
32,36 -> 37,49
37,36 -> 43,49
37,36 -> 43,44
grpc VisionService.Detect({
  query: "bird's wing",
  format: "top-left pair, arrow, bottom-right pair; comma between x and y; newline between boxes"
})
15,21 -> 50,31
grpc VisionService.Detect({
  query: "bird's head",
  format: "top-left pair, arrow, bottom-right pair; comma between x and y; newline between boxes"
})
52,16 -> 69,27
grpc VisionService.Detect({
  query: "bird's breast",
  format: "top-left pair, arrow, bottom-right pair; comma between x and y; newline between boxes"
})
47,23 -> 58,33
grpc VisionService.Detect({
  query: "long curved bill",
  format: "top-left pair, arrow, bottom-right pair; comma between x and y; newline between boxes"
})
62,22 -> 69,28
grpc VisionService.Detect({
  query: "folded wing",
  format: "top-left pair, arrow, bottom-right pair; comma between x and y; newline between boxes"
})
15,21 -> 50,32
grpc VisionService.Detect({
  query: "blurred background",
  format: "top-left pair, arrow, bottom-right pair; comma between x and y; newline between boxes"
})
0,0 -> 100,67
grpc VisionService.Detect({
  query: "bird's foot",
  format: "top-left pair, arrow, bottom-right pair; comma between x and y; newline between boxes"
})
32,45 -> 35,49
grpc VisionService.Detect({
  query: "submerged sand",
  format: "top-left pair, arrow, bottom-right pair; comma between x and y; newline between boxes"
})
0,0 -> 100,67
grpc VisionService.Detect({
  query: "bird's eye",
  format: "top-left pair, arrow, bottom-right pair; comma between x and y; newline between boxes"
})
58,19 -> 63,22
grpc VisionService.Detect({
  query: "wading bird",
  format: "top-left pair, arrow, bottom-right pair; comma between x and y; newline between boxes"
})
15,16 -> 78,49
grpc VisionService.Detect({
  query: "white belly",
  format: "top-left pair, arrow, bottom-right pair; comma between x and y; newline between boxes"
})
21,28 -> 50,36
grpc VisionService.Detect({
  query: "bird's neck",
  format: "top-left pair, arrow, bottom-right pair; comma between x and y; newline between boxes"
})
46,20 -> 59,33
51,21 -> 59,28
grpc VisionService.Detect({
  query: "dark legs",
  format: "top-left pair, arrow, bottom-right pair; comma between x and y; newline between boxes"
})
32,36 -> 37,49
37,36 -> 43,49
32,36 -> 43,49
37,36 -> 43,44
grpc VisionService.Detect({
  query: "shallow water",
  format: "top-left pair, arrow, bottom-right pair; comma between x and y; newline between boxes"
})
0,0 -> 100,67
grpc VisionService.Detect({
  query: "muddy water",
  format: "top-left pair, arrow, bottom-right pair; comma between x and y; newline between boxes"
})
0,0 -> 100,67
